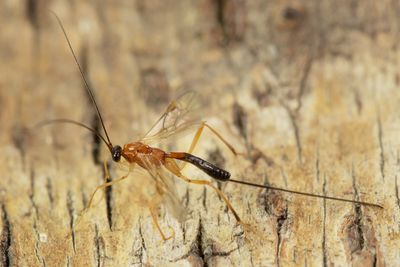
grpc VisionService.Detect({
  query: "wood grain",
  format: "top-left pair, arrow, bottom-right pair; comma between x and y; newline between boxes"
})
0,0 -> 399,266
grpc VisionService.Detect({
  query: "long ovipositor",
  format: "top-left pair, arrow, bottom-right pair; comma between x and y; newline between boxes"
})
178,153 -> 231,181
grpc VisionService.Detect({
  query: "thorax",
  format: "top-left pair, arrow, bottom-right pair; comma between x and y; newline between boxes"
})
122,142 -> 166,168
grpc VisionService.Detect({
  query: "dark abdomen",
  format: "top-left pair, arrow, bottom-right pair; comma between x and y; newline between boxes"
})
181,153 -> 231,181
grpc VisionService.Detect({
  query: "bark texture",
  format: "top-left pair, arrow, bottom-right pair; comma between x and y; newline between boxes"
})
0,0 -> 399,266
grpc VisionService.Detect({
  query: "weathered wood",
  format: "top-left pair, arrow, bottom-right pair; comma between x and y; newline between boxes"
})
0,0 -> 399,266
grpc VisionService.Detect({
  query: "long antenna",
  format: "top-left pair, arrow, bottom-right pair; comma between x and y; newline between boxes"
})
229,178 -> 383,209
51,11 -> 113,148
35,119 -> 112,150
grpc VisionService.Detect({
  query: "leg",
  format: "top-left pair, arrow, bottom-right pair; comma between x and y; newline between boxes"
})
165,159 -> 242,223
86,161 -> 131,210
188,122 -> 238,155
73,162 -> 132,231
180,122 -> 241,170
148,202 -> 175,241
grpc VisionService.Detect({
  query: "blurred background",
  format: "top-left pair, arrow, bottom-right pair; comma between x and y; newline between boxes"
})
0,1 -> 399,266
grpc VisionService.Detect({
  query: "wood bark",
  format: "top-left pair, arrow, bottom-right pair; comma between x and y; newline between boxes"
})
0,0 -> 399,266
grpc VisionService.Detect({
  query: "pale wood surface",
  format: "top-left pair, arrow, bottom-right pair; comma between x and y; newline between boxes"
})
0,1 -> 399,266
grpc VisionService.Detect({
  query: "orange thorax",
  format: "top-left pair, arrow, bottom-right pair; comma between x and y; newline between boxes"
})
122,142 -> 166,169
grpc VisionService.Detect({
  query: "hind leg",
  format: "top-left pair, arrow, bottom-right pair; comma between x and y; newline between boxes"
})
188,122 -> 238,155
180,122 -> 241,170
165,158 -> 242,223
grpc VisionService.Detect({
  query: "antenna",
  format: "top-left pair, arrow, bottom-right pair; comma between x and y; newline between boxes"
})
35,119 -> 111,150
51,11 -> 113,149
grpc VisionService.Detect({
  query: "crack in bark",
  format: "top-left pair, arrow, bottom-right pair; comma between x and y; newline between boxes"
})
32,223 -> 40,263
29,174 -> 44,267
66,256 -> 71,267
351,166 -> 364,252
276,207 -> 288,267
196,219 -> 206,265
25,0 -> 44,72
279,167 -> 289,188
182,220 -> 187,243
173,219 -> 206,264
257,180 -> 270,215
282,4 -> 306,26
283,105 -> 302,164
249,253 -> 254,267
131,218 -> 146,265
322,174 -> 328,267
353,214 -> 364,250
315,147 -> 328,265
46,177 -> 54,207
395,175 -> 400,231
295,57 -> 313,113
175,217 -> 238,264
214,0 -> 245,45
233,102 -> 247,139
25,0 -> 39,30
215,0 -> 229,45
210,247 -> 238,258
184,188 -> 190,208
396,176 -> 400,215
0,204 -> 11,267
315,147 -> 320,182
139,220 -> 146,262
292,249 -> 297,263
12,125 -> 26,170
202,188 -> 207,212
353,89 -> 363,115
81,187 -> 88,209
215,0 -> 226,43
95,227 -> 101,267
66,191 -> 76,253
29,170 -> 39,219
376,114 -> 385,180
232,102 -> 249,150
32,221 -> 47,267
94,225 -> 105,267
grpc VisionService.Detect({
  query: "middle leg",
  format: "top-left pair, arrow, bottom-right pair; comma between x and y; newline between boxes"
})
148,200 -> 175,241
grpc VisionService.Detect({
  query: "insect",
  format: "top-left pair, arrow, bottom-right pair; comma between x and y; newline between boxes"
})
42,13 -> 383,241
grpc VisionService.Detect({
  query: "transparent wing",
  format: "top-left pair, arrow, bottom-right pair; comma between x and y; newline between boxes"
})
141,91 -> 201,145
139,155 -> 186,222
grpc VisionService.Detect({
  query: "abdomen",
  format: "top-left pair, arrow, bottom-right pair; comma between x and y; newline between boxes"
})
180,153 -> 231,181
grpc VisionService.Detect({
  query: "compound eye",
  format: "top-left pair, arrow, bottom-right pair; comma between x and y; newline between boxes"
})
111,145 -> 122,162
